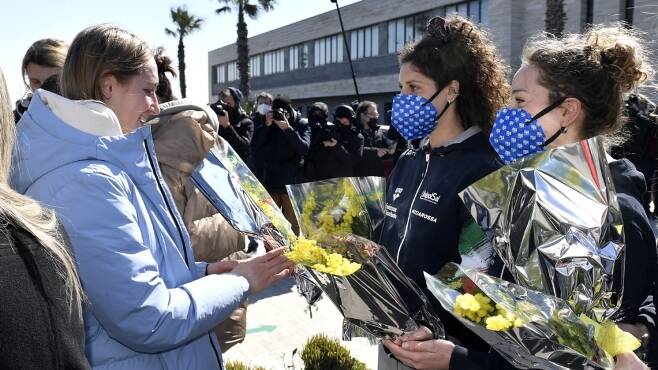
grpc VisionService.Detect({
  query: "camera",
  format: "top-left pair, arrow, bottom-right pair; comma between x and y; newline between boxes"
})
320,123 -> 338,142
212,101 -> 229,117
273,108 -> 287,121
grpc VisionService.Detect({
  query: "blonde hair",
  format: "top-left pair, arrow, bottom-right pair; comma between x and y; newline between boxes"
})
0,68 -> 83,316
21,39 -> 68,90
523,24 -> 654,138
61,24 -> 153,101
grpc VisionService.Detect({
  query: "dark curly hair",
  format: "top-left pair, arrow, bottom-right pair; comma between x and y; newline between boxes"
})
399,15 -> 511,135
154,47 -> 177,103
523,24 -> 653,139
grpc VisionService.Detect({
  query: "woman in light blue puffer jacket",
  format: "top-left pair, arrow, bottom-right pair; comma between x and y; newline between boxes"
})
11,24 -> 293,370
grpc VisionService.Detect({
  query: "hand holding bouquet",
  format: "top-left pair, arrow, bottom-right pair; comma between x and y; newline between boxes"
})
426,263 -> 639,369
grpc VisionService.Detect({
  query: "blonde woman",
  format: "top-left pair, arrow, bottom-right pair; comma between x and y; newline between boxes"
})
11,25 -> 292,370
14,38 -> 68,122
0,67 -> 88,369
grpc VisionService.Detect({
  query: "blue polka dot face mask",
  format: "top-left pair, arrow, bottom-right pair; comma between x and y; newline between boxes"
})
489,97 -> 567,164
391,90 -> 451,141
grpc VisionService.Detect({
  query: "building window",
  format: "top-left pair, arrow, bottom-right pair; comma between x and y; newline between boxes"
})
387,2 -> 487,54
387,15 -> 426,54
215,64 -> 225,84
313,35 -> 344,67
250,55 -> 261,77
263,49 -> 285,75
227,62 -> 238,82
290,44 -> 310,71
350,25 -> 379,60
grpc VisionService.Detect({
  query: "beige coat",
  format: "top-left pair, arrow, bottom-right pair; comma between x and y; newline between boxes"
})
151,107 -> 247,351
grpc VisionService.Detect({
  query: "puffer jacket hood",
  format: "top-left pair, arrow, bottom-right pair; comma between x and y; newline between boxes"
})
150,100 -> 220,176
11,90 -> 250,370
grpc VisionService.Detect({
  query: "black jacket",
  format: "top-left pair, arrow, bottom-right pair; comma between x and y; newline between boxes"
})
308,123 -> 364,181
449,158 -> 658,370
355,124 -> 392,177
250,113 -> 267,180
251,112 -> 311,192
211,104 -> 254,162
0,224 -> 89,370
378,129 -> 502,350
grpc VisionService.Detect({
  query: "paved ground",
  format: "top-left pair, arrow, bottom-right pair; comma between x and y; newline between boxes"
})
223,276 -> 378,369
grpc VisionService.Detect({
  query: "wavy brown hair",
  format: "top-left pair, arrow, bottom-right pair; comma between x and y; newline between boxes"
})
399,15 -> 511,134
523,24 -> 654,139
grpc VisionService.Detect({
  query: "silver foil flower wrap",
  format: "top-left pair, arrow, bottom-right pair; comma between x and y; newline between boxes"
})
425,263 -> 612,370
287,177 -> 444,340
191,141 -> 324,307
459,138 -> 625,320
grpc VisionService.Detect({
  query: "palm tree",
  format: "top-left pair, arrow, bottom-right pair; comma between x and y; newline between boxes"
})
216,0 -> 276,98
545,0 -> 567,38
165,6 -> 204,98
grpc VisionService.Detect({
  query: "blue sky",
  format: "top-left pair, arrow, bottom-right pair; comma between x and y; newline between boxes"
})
0,0 -> 361,104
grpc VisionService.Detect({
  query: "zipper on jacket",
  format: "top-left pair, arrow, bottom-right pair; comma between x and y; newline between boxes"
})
396,152 -> 431,264
144,140 -> 190,268
208,333 -> 222,368
146,141 -> 221,369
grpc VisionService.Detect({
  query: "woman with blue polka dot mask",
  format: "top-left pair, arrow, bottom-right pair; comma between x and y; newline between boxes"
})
378,15 -> 511,370
386,24 -> 656,370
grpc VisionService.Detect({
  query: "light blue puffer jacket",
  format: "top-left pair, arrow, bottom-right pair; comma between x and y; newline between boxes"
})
11,90 -> 250,370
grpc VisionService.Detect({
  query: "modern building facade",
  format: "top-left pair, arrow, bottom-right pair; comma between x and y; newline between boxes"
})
208,0 -> 658,119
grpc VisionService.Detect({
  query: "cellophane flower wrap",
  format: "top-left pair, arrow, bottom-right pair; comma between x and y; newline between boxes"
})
425,263 -> 639,370
191,140 -> 295,246
459,138 -> 625,320
191,140 -> 324,306
286,177 -> 443,340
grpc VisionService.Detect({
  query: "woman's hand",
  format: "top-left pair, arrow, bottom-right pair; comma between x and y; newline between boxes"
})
230,247 -> 294,293
615,352 -> 649,370
206,260 -> 239,275
382,326 -> 454,370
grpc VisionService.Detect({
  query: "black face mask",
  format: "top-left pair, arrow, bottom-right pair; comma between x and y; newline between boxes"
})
366,117 -> 378,127
309,115 -> 324,124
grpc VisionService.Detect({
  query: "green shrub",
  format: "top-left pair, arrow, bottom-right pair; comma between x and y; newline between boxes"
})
300,334 -> 368,370
224,360 -> 266,370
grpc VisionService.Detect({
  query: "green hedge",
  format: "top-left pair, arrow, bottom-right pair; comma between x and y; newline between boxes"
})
224,360 -> 266,370
300,334 -> 368,370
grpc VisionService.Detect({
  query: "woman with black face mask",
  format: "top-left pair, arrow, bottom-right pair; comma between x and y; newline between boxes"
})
355,100 -> 396,177
376,15 -> 511,370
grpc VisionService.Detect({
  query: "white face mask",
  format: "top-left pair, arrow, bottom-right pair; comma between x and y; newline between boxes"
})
257,103 -> 271,115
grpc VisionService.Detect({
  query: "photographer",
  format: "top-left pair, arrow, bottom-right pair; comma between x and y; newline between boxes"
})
303,102 -> 330,181
250,91 -> 273,180
354,101 -> 396,177
210,87 -> 254,162
310,104 -> 364,181
251,95 -> 310,235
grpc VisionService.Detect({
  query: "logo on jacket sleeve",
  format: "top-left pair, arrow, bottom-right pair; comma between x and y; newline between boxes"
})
393,187 -> 403,201
419,191 -> 441,205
